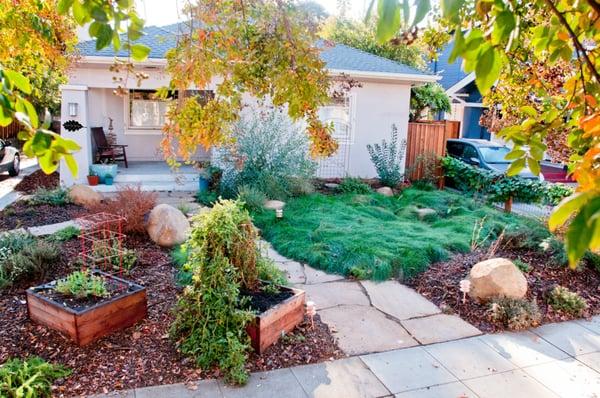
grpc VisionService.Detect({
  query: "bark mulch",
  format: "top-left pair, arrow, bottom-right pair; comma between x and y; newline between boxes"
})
14,170 -> 59,194
408,248 -> 600,333
0,236 -> 342,397
0,202 -> 85,231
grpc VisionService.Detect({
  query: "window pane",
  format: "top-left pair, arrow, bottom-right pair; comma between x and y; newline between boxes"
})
129,89 -> 172,128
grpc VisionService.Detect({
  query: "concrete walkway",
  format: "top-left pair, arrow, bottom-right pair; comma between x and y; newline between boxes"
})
0,158 -> 39,211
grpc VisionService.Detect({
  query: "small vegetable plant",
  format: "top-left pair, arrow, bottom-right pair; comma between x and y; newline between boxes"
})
0,357 -> 71,398
55,270 -> 109,299
367,125 -> 407,187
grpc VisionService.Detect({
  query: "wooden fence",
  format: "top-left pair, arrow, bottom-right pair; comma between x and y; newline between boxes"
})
405,120 -> 460,181
0,121 -> 20,142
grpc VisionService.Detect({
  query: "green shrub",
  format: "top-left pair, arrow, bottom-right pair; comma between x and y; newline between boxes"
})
170,200 -> 265,384
214,108 -> 316,200
488,297 -> 541,330
366,124 -> 406,187
544,183 -> 574,206
0,239 -> 59,289
0,357 -> 70,398
513,259 -> 531,273
257,257 -> 287,287
171,245 -> 192,286
195,190 -> 218,206
348,265 -> 372,280
336,178 -> 372,194
46,226 -> 80,242
287,177 -> 315,197
583,251 -> 600,272
547,286 -> 587,316
238,185 -> 267,212
55,270 -> 109,299
177,202 -> 194,216
29,188 -> 71,206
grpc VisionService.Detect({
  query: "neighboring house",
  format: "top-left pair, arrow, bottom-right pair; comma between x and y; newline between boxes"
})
430,43 -> 490,140
59,23 -> 437,187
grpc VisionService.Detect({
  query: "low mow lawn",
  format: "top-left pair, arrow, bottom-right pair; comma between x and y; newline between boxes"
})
252,187 -> 549,280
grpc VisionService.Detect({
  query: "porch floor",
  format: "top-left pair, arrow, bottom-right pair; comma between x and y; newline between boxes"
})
116,161 -> 197,176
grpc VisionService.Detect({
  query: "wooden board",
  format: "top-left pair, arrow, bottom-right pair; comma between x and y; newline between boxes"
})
246,287 -> 306,354
26,272 -> 147,346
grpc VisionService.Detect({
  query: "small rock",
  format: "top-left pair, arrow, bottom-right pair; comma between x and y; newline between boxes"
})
376,187 -> 394,196
469,258 -> 527,302
264,200 -> 285,210
69,184 -> 103,207
324,183 -> 339,190
146,204 -> 190,247
415,208 -> 437,220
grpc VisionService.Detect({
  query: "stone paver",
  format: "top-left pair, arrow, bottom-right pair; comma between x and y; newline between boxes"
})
463,369 -> 558,398
298,281 -> 369,310
424,337 -> 516,380
360,347 -> 457,394
394,382 -> 477,398
291,357 -> 390,398
577,351 -> 600,373
135,379 -> 222,398
523,358 -> 600,398
219,368 -> 306,398
319,305 -> 418,355
401,314 -> 481,345
265,246 -> 294,263
275,260 -> 306,284
575,316 -> 600,335
304,265 -> 345,284
360,281 -> 440,321
27,220 -> 78,236
532,321 -> 600,356
479,331 -> 570,367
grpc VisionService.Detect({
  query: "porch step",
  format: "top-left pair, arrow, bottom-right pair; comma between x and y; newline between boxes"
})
92,181 -> 198,193
114,172 -> 199,183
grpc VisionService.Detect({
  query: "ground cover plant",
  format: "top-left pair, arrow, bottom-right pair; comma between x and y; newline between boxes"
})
0,356 -> 70,398
253,187 -> 542,280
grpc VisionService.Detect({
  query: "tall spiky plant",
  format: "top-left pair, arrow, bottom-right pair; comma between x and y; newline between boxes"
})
366,125 -> 407,187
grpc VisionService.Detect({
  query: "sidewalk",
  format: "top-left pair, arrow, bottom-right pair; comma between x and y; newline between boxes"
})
0,157 -> 38,210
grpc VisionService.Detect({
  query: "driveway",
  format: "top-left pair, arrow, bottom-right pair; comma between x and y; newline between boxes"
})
0,157 -> 39,210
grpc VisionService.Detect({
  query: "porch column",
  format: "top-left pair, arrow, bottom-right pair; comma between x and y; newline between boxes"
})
59,85 -> 91,187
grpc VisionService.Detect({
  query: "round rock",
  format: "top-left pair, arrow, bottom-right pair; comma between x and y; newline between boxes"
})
146,204 -> 190,247
69,184 -> 103,208
376,187 -> 394,196
469,258 -> 527,302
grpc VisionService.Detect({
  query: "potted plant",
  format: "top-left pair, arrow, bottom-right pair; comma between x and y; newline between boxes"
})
90,159 -> 118,184
87,168 -> 99,186
197,160 -> 211,192
104,175 -> 114,185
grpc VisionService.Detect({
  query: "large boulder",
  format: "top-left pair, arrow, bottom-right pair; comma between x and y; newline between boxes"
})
376,187 -> 394,197
69,184 -> 102,207
469,258 -> 527,302
146,204 -> 190,247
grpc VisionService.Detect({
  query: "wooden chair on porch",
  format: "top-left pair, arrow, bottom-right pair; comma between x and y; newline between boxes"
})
91,127 -> 128,168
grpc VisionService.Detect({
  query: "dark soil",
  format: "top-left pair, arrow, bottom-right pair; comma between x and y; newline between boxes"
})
0,237 -> 342,397
0,202 -> 86,231
14,170 -> 59,193
241,287 -> 295,313
408,248 -> 600,333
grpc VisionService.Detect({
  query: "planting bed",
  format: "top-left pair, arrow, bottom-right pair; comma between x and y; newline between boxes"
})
409,248 -> 600,333
14,170 -> 59,193
0,236 -> 340,396
0,202 -> 85,231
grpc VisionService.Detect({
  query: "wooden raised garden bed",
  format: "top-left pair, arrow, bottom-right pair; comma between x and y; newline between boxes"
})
26,270 -> 147,346
246,286 -> 305,354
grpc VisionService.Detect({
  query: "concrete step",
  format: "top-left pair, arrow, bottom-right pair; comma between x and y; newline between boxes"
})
92,181 -> 198,193
114,173 -> 199,183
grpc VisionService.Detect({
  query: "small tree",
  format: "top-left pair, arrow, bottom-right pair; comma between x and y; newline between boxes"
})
410,83 -> 451,121
366,125 -> 407,187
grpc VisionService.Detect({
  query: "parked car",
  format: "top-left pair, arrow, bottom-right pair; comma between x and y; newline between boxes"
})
0,139 -> 20,176
446,138 -> 544,181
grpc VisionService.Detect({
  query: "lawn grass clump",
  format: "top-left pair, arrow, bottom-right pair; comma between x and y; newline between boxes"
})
253,187 -> 547,280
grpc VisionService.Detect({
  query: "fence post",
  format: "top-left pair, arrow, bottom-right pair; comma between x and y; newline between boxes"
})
504,196 -> 513,213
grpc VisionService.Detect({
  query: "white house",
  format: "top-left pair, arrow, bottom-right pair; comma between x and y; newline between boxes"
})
60,23 -> 438,189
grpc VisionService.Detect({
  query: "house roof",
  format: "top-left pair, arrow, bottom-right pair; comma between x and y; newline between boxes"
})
77,23 -> 433,79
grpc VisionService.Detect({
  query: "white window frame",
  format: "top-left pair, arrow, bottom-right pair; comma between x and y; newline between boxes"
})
124,89 -> 171,135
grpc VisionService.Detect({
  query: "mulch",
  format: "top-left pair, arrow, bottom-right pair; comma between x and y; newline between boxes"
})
0,202 -> 86,231
408,248 -> 600,333
0,235 -> 342,397
14,170 -> 59,194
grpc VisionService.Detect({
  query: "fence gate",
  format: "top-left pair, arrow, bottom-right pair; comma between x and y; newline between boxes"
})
406,120 -> 460,180
317,96 -> 354,178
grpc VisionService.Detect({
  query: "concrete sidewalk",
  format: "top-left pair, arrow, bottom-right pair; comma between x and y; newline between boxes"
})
101,316 -> 600,398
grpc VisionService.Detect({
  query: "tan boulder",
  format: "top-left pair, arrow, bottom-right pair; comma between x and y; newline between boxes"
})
264,200 -> 285,210
69,184 -> 102,207
469,258 -> 527,302
146,204 -> 190,247
376,187 -> 394,196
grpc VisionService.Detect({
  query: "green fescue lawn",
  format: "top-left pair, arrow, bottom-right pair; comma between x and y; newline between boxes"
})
252,187 -> 549,280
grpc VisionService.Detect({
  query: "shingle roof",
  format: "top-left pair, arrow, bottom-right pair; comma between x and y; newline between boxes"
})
78,23 -> 431,78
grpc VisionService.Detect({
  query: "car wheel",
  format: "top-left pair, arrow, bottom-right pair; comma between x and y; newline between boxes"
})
8,154 -> 20,176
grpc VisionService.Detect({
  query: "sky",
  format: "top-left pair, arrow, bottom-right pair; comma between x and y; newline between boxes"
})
135,0 -> 371,27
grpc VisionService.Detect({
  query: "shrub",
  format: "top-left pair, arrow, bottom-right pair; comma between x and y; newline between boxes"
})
336,178 -> 371,194
55,270 -> 109,299
89,186 -> 157,235
547,286 -> 587,316
46,226 -> 80,242
238,185 -> 267,212
171,245 -> 192,286
213,108 -> 317,200
488,297 -> 541,330
176,202 -> 194,216
406,151 -> 440,185
257,256 -> 287,287
170,200 -> 264,384
29,188 -> 71,206
544,183 -> 574,206
195,190 -> 218,206
0,357 -> 71,398
366,124 -> 407,187
0,239 -> 59,289
513,259 -> 531,273
287,177 -> 315,197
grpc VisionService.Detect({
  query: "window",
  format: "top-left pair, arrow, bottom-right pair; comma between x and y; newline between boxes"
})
447,142 -> 464,158
479,146 -> 511,163
462,145 -> 479,161
128,89 -> 213,129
